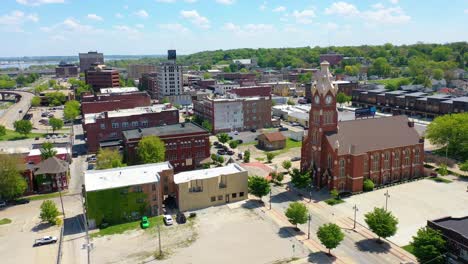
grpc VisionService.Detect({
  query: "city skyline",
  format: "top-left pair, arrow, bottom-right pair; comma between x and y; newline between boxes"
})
0,0 -> 467,56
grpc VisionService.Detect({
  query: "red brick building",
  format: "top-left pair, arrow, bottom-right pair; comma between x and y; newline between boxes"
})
83,104 -> 179,153
55,62 -> 78,78
81,90 -> 151,115
301,62 -> 424,193
228,86 -> 271,97
85,66 -> 120,91
123,122 -> 210,172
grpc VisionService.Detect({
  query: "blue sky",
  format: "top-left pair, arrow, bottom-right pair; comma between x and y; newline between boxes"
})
0,0 -> 467,56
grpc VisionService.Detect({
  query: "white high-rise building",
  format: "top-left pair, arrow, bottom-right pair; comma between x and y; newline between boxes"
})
156,50 -> 183,99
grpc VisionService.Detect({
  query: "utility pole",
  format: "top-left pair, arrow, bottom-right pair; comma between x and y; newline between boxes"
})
309,182 -> 313,203
269,188 -> 272,210
56,176 -> 65,219
157,224 -> 162,256
384,190 -> 390,211
307,214 -> 311,239
352,204 -> 359,230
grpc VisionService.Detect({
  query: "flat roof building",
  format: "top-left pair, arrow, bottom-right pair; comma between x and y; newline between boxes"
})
79,51 -> 104,72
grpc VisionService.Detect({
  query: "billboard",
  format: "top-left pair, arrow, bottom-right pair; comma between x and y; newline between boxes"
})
168,50 -> 176,60
355,106 -> 376,118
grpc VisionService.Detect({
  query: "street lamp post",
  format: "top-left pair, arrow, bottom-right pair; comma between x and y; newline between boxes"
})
309,182 -> 313,203
352,204 -> 359,230
307,213 -> 311,239
384,190 -> 390,211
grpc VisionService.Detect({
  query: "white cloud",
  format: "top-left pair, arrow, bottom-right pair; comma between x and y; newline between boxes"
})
389,0 -> 399,4
223,22 -> 274,35
363,6 -> 410,24
87,14 -> 103,21
0,10 -> 39,32
325,22 -> 339,31
216,0 -> 235,5
259,1 -> 267,11
114,25 -> 140,34
291,9 -> 315,24
180,10 -> 210,28
135,24 -> 144,29
134,10 -> 149,18
325,2 -> 359,16
464,9 -> 468,14
40,18 -> 99,35
273,6 -> 286,12
16,0 -> 64,6
156,0 -> 176,2
115,13 -> 123,19
159,23 -> 189,32
185,0 -> 197,2
372,3 -> 385,9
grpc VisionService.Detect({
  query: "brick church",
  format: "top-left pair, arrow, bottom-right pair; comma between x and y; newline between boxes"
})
301,61 -> 425,193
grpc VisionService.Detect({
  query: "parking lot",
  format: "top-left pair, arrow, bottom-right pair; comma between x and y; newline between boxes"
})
27,106 -> 69,133
334,176 -> 468,246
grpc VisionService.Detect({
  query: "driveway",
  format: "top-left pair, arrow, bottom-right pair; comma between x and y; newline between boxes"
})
334,176 -> 468,246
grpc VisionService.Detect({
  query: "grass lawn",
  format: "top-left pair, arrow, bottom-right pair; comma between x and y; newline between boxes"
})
0,218 -> 12,225
325,198 -> 345,206
0,129 -> 44,141
91,215 -> 164,238
368,77 -> 411,86
266,139 -> 303,156
239,141 -> 257,147
25,191 -> 69,201
402,244 -> 414,254
429,176 -> 452,183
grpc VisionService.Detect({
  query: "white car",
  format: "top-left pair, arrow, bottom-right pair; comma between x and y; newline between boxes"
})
163,215 -> 173,226
34,236 -> 57,246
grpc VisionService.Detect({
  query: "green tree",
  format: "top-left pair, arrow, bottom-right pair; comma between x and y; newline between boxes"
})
330,188 -> 339,200
248,176 -> 270,199
39,200 -> 60,225
298,73 -> 312,84
40,142 -> 57,160
201,120 -> 212,131
287,99 -> 296,105
45,92 -> 67,106
363,179 -> 374,192
426,113 -> 468,160
203,72 -> 212,79
243,150 -> 250,163
432,68 -> 444,80
136,135 -> 166,164
217,155 -> 224,164
282,160 -> 292,172
344,65 -> 359,76
410,227 -> 446,264
459,160 -> 468,172
266,152 -> 275,163
48,79 -> 57,87
364,207 -> 399,242
14,120 -> 33,136
285,202 -> 308,228
217,133 -> 229,144
161,98 -> 169,104
0,155 -> 27,200
432,46 -> 452,61
438,164 -> 448,176
96,148 -> 125,170
228,140 -> 238,149
0,125 -> 6,138
63,100 -> 80,121
290,168 -> 311,189
371,57 -> 391,77
31,96 -> 41,107
239,68 -> 248,73
317,223 -> 345,255
336,92 -> 351,108
48,117 -> 63,133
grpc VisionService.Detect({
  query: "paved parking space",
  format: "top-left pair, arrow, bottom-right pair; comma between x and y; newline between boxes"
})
334,176 -> 468,246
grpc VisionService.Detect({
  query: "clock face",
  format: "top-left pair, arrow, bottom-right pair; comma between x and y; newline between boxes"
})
314,95 -> 320,104
325,95 -> 332,104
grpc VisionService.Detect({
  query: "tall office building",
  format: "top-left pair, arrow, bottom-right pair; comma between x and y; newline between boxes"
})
79,51 -> 104,72
155,50 -> 183,99
127,64 -> 156,79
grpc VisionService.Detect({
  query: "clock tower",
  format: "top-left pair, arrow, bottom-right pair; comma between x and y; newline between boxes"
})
301,61 -> 338,187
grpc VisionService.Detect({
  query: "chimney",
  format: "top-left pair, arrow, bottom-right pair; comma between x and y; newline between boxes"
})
349,144 -> 356,154
408,121 -> 414,127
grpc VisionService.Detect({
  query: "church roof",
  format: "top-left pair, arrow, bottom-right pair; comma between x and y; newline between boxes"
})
325,115 -> 421,156
34,157 -> 69,175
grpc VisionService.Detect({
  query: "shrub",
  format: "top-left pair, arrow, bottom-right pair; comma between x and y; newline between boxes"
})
459,161 -> 468,172
437,164 -> 448,176
363,179 -> 374,192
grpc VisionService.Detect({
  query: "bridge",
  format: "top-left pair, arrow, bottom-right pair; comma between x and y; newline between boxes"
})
0,90 -> 34,129
0,91 -> 22,102
1,69 -> 55,77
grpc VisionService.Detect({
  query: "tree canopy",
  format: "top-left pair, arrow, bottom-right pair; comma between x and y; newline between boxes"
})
45,92 -> 67,106
0,154 -> 27,200
410,227 -> 446,264
136,135 -> 166,164
96,148 -> 125,170
247,176 -> 270,199
0,125 -> 6,138
217,133 -> 229,144
336,92 -> 351,108
64,100 -> 80,121
317,223 -> 345,255
426,113 -> 468,161
49,118 -> 63,133
290,168 -> 311,189
14,120 -> 33,136
285,201 -> 308,227
40,142 -> 57,160
39,200 -> 60,225
364,207 -> 399,242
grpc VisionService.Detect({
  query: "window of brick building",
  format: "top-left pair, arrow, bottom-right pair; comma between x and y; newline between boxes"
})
404,149 -> 410,166
339,159 -> 345,178
327,154 -> 332,169
414,148 -> 420,164
394,151 -> 400,168
240,192 -> 244,197
132,121 -> 138,127
372,153 -> 380,171
122,122 -> 129,128
152,195 -> 157,201
232,193 -> 237,198
384,152 -> 390,169
363,155 -> 369,174
100,124 -> 105,129
211,196 -> 215,202
112,122 -> 119,128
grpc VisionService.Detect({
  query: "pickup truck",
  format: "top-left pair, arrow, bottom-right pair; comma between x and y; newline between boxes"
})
34,236 -> 57,247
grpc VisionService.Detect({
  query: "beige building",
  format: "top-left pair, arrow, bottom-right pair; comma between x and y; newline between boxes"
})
260,81 -> 296,97
174,164 -> 248,211
127,64 -> 156,79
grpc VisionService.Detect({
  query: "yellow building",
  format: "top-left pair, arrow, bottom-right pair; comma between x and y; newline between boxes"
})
174,164 -> 248,211
260,81 -> 296,97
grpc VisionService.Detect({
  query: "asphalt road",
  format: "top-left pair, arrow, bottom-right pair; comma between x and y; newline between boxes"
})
0,90 -> 34,129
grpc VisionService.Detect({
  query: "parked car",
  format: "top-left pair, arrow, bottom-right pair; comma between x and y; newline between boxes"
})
250,129 -> 257,133
87,156 -> 97,163
217,150 -> 226,155
45,135 -> 51,139
236,139 -> 243,144
279,127 -> 289,131
163,215 -> 173,226
34,236 -> 57,247
48,113 -> 54,118
140,216 -> 150,229
41,112 -> 48,117
72,151 -> 78,158
290,157 -> 301,162
222,145 -> 228,151
51,135 -> 57,139
291,122 -> 301,126
227,150 -> 234,155
213,141 -> 219,146
0,200 -> 6,207
176,212 -> 187,224
34,137 -> 40,140
233,131 -> 239,135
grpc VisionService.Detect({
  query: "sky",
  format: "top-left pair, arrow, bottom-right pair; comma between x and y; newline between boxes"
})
0,0 -> 467,57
